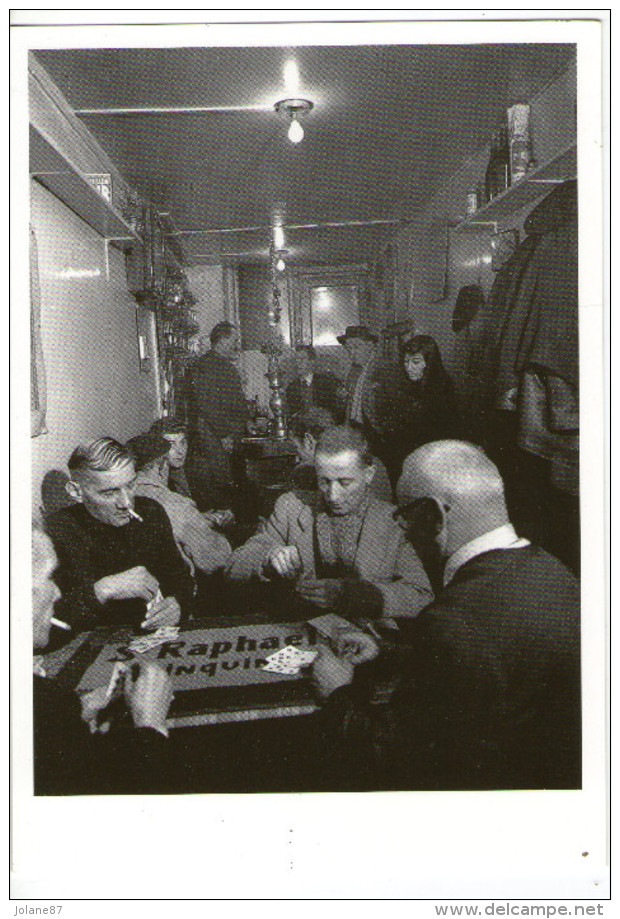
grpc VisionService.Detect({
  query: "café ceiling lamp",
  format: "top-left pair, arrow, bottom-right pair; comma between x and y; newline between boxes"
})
274,98 -> 314,144
272,224 -> 286,250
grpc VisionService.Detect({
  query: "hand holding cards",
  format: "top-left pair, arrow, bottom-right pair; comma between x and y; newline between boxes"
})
82,660 -> 173,736
140,589 -> 182,630
306,614 -> 381,698
129,625 -> 180,653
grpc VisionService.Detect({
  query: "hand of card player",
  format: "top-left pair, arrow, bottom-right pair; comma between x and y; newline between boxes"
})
295,578 -> 343,608
266,545 -> 303,579
80,661 -> 137,733
80,660 -> 173,736
123,660 -> 174,735
129,625 -> 180,653
140,588 -> 181,630
310,627 -> 380,699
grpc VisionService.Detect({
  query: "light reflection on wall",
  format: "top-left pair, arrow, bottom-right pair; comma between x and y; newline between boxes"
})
311,284 -> 359,347
49,267 -> 102,279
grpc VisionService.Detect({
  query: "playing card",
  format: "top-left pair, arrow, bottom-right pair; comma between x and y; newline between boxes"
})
262,660 -> 299,675
261,644 -> 318,675
129,625 -> 180,653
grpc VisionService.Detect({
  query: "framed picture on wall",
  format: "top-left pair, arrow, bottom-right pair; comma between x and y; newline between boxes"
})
135,306 -> 152,373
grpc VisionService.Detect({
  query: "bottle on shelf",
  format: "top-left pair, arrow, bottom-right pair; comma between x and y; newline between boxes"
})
466,189 -> 478,216
507,104 -> 531,184
485,126 -> 510,202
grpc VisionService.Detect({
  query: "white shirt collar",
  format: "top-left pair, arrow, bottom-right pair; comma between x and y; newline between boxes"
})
443,524 -> 530,586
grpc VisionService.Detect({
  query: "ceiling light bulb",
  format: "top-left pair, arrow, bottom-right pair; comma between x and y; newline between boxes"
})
273,225 -> 285,249
276,258 -> 286,272
283,60 -> 300,93
288,116 -> 304,144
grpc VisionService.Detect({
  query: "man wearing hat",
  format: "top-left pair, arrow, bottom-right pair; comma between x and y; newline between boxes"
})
337,325 -> 383,444
128,431 -> 232,577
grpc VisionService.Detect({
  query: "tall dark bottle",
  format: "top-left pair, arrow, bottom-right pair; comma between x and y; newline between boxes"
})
485,126 -> 510,201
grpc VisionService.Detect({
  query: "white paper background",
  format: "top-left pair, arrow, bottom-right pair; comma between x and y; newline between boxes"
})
9,10 -> 610,909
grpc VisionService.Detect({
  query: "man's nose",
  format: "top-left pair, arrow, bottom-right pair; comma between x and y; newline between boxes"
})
327,482 -> 341,502
117,488 -> 132,508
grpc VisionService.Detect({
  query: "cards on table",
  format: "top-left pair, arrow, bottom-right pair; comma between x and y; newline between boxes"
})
262,645 -> 318,676
128,626 -> 180,654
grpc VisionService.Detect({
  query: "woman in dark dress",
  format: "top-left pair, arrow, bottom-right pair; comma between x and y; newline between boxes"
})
377,335 -> 459,485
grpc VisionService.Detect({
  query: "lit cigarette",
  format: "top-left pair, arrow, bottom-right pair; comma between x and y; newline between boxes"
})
50,617 -> 71,631
127,507 -> 143,522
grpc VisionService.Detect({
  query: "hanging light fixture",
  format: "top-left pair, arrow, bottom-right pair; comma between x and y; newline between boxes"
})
272,223 -> 286,250
276,257 -> 286,272
274,98 -> 314,144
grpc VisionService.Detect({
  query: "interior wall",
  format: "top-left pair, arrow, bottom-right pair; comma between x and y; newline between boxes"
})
184,265 -> 228,345
236,266 -> 292,350
387,59 -> 577,380
30,180 -> 160,513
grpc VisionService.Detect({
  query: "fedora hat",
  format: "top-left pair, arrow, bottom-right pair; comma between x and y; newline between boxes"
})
336,325 -> 379,345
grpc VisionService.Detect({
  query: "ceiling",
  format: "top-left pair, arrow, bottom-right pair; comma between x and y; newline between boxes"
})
34,44 -> 575,268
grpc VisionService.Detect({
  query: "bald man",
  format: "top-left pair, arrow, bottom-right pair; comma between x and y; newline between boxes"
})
312,441 -> 581,791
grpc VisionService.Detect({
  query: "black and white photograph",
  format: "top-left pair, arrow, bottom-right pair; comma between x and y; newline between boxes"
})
10,11 -> 609,907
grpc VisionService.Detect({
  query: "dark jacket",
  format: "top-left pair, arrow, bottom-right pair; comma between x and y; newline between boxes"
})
320,545 -> 581,790
184,350 -> 250,501
185,350 -> 249,445
286,372 -> 345,421
45,497 -> 195,631
372,366 -> 460,470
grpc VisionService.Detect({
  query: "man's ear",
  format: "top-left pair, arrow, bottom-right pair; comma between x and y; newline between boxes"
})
363,463 -> 377,484
304,433 -> 316,454
65,479 -> 83,503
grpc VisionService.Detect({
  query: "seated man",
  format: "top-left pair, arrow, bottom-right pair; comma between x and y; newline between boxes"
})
288,407 -> 392,502
227,426 -> 433,619
311,440 -> 581,791
286,345 -> 347,421
127,431 -> 232,576
45,437 -> 194,632
149,416 -> 193,499
32,528 -> 175,795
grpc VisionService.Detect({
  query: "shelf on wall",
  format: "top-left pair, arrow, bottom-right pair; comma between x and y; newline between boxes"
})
30,125 -> 141,250
453,142 -> 577,230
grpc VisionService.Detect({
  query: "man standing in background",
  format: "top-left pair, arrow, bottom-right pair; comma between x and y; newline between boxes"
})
286,345 -> 346,421
184,321 -> 250,510
338,325 -> 384,453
